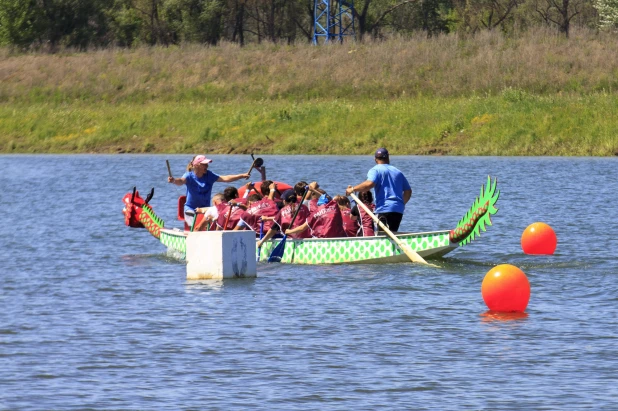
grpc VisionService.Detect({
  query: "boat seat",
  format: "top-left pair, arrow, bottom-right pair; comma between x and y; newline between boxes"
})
177,196 -> 186,220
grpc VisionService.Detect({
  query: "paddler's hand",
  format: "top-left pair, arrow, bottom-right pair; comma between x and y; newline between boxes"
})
346,185 -> 354,196
168,176 -> 174,183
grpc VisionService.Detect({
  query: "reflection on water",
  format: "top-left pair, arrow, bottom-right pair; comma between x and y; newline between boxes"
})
184,279 -> 225,292
480,310 -> 529,322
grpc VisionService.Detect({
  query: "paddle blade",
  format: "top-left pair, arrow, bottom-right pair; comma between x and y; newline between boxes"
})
257,221 -> 265,262
267,236 -> 287,263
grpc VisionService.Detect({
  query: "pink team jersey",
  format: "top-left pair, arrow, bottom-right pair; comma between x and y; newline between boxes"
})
274,203 -> 311,239
357,203 -> 376,236
306,199 -> 346,238
341,208 -> 360,237
307,198 -> 319,213
216,202 -> 245,230
239,198 -> 279,234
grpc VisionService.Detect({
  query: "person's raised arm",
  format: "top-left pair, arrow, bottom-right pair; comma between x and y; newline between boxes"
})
242,181 -> 255,198
308,181 -> 326,195
255,166 -> 267,181
268,182 -> 277,200
217,173 -> 250,183
346,180 -> 375,196
168,176 -> 186,186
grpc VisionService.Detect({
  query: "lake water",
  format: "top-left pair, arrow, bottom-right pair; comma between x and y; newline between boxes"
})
1,154 -> 617,410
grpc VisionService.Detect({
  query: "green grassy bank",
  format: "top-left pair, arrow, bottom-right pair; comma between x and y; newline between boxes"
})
2,29 -> 618,155
3,92 -> 617,155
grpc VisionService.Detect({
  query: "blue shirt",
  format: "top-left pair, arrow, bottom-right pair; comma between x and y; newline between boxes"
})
183,170 -> 220,211
367,164 -> 411,214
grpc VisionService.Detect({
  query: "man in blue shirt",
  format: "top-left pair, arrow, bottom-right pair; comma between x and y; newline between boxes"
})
346,148 -> 411,232
168,155 -> 250,226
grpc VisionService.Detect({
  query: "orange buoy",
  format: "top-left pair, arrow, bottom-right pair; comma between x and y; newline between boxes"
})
481,264 -> 531,313
521,222 -> 557,255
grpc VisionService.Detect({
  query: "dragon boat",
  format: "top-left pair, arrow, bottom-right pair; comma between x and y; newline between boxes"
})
122,176 -> 499,265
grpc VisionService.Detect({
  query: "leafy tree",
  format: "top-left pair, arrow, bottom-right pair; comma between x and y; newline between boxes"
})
37,0 -> 110,49
0,0 -> 45,47
163,0 -> 226,44
390,0 -> 453,35
595,0 -> 618,28
107,0 -> 143,46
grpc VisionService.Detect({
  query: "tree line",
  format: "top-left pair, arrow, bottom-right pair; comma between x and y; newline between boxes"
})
0,0 -> 617,50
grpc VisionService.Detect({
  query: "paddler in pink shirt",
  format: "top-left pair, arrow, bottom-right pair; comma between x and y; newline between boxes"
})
350,190 -> 376,236
334,195 -> 360,237
257,189 -> 312,247
285,192 -> 346,239
215,187 -> 246,230
235,181 -> 280,235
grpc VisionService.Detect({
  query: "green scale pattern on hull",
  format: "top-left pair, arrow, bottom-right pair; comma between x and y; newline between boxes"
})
160,231 -> 186,255
259,232 -> 452,264
160,230 -> 452,264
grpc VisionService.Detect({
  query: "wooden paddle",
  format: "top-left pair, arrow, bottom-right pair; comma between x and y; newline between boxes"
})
166,160 -> 173,178
246,156 -> 264,179
223,203 -> 235,230
268,187 -> 310,263
349,192 -> 432,266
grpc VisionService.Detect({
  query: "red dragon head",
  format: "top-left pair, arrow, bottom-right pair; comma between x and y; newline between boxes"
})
122,187 -> 153,228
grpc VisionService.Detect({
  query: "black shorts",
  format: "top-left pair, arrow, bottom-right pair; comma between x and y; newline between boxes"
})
377,212 -> 403,232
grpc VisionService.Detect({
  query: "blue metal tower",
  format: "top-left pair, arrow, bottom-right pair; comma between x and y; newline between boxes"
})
313,0 -> 356,44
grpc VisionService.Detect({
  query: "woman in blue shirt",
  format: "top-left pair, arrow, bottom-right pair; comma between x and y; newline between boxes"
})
168,155 -> 250,226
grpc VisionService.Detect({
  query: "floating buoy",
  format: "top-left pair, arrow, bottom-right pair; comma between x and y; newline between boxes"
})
481,264 -> 530,313
521,222 -> 557,255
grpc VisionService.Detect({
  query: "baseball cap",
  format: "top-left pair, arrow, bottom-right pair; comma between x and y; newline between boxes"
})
192,155 -> 213,166
317,194 -> 331,206
375,147 -> 389,158
282,189 -> 297,203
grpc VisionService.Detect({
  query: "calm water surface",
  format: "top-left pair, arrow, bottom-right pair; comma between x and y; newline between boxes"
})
1,155 -> 617,410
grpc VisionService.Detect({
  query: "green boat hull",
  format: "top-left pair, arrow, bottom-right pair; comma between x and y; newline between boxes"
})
160,229 -> 456,264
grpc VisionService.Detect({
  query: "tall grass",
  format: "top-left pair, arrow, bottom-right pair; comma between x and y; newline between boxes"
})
2,93 -> 616,155
1,28 -> 618,155
2,28 -> 618,104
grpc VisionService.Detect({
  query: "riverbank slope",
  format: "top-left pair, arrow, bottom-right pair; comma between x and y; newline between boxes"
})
2,29 -> 617,155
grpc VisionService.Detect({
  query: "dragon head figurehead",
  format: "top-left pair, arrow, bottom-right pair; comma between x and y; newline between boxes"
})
122,187 -> 164,238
